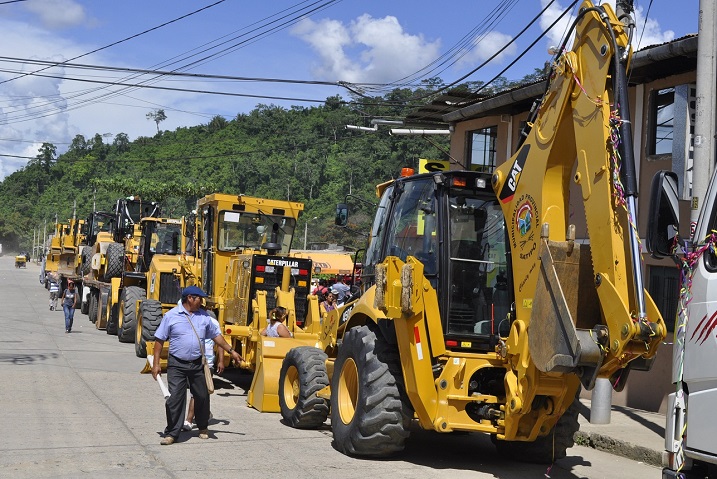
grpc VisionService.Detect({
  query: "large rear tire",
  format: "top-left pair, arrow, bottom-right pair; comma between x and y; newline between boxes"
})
80,287 -> 89,315
96,291 -> 109,330
88,289 -> 98,323
279,347 -> 329,429
136,300 -> 162,358
103,243 -> 124,281
118,286 -> 145,343
330,325 -> 412,457
106,290 -> 119,335
492,387 -> 582,464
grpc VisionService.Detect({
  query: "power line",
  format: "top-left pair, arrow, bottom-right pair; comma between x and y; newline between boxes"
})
0,68 -> 329,104
0,129 -> 369,165
0,0 -> 228,87
404,0 -> 578,125
0,56 -> 339,86
0,1 -> 343,125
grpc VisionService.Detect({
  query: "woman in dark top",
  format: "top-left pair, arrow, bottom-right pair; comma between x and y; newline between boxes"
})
62,281 -> 78,333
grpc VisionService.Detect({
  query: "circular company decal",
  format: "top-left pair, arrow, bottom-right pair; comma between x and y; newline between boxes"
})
509,194 -> 539,252
516,201 -> 533,237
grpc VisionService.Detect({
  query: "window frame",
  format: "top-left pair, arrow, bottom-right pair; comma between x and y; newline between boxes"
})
465,125 -> 498,172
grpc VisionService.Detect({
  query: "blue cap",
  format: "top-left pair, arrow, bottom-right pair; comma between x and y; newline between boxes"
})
182,285 -> 208,298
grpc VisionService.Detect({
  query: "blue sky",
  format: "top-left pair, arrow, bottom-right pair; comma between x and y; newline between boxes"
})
0,0 -> 699,178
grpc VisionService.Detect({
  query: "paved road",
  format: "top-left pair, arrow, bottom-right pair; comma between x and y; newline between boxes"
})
0,256 -> 660,478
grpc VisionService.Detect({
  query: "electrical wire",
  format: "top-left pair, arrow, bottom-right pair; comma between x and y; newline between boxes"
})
358,0 -> 522,94
0,1 -> 343,125
0,0 -> 228,87
403,0 -> 579,125
0,127 -> 376,164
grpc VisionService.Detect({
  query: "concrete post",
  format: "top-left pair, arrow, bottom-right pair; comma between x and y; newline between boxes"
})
590,378 -> 612,424
690,0 -> 717,234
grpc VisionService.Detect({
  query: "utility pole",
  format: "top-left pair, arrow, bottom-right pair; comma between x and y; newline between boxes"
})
304,217 -> 318,250
690,0 -> 717,236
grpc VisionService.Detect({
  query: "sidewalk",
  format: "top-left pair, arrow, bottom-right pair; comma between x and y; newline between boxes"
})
575,398 -> 665,467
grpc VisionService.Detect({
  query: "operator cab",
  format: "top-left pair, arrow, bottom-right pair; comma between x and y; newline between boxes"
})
357,170 -> 512,352
137,220 -> 183,271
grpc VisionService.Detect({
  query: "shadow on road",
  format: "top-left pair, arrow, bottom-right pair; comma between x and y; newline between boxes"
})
213,368 -> 253,396
337,425 -> 590,479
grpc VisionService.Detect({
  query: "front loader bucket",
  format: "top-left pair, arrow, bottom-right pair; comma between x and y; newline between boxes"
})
247,336 -> 317,412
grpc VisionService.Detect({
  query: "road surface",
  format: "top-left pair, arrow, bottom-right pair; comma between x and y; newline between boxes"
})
0,256 -> 660,478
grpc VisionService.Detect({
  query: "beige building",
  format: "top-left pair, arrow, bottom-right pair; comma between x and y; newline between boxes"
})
419,35 -> 699,413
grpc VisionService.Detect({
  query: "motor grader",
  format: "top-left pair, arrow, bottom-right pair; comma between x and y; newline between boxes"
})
274,0 -> 666,462
141,193 -> 321,410
131,215 -> 201,356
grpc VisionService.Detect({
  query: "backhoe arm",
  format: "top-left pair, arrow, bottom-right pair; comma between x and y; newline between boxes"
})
492,1 -> 665,437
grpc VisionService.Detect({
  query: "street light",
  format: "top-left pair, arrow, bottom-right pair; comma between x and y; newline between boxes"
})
303,216 -> 318,250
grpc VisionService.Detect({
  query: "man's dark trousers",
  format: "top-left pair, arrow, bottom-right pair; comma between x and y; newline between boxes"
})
164,355 -> 210,439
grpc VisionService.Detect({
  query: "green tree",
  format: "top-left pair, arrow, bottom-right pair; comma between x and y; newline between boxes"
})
113,132 -> 130,153
146,109 -> 167,133
37,142 -> 57,172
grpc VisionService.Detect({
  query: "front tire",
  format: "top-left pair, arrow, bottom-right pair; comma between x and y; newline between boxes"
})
279,347 -> 329,429
493,387 -> 582,463
330,325 -> 412,457
136,300 -> 162,358
118,286 -> 145,343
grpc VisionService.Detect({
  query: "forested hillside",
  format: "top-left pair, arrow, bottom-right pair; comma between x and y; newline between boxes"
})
0,85 -> 454,253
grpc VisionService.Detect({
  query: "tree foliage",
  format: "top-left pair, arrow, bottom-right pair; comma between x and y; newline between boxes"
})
146,109 -> 167,133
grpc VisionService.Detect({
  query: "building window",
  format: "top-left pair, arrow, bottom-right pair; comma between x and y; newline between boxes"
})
648,87 -> 675,156
648,265 -> 680,332
467,126 -> 497,172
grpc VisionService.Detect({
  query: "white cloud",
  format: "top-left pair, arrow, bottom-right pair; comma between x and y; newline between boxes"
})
539,0 -> 576,49
0,17 -> 231,180
291,14 -> 441,84
23,0 -> 87,29
540,0 -> 674,52
630,4 -> 675,48
460,31 -> 517,65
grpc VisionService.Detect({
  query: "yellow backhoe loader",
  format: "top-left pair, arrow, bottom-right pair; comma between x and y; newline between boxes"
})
273,0 -> 666,463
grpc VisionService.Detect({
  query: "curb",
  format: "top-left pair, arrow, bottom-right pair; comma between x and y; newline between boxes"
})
574,431 -> 662,467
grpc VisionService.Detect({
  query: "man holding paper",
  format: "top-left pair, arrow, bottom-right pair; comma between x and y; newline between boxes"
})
151,286 -> 242,445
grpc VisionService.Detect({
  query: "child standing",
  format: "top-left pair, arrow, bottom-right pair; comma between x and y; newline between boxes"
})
48,279 -> 59,311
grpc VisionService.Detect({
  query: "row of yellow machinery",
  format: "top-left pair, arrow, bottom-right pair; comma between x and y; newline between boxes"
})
40,0 -> 666,466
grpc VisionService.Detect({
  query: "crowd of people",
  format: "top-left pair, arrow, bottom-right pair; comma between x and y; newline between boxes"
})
48,273 -> 360,445
311,275 -> 358,314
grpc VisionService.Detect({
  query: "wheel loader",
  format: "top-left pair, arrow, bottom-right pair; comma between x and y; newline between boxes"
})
83,196 -> 161,333
42,216 -> 86,301
274,0 -> 666,462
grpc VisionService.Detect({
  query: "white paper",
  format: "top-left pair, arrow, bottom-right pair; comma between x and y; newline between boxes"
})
156,374 -> 170,399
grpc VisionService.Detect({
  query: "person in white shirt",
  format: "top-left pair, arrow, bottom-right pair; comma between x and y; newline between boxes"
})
260,307 -> 292,338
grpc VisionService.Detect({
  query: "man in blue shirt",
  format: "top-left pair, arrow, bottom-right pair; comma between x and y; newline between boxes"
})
332,276 -> 351,304
151,286 -> 242,445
